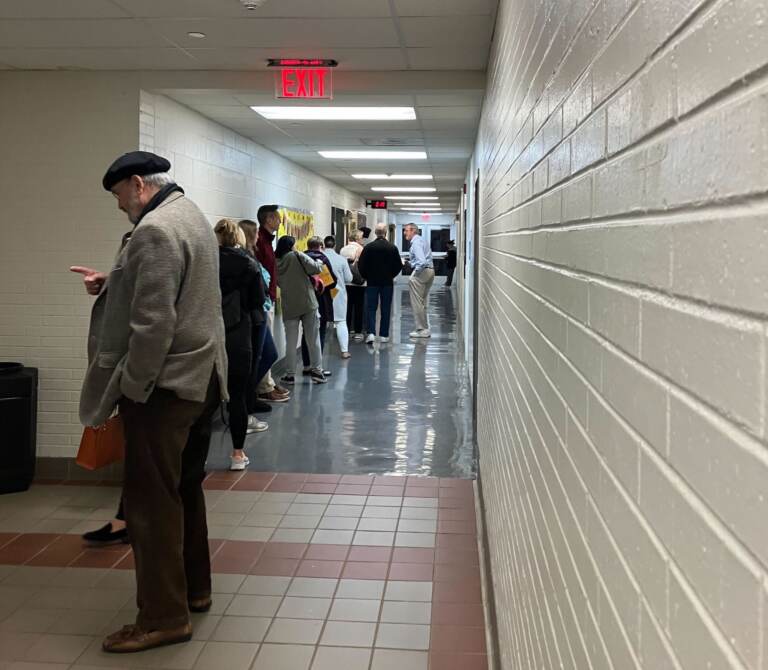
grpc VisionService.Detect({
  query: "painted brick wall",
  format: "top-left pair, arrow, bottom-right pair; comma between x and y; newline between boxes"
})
474,1 -> 768,669
139,91 -> 365,232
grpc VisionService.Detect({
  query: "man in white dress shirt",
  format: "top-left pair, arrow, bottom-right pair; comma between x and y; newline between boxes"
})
404,223 -> 435,338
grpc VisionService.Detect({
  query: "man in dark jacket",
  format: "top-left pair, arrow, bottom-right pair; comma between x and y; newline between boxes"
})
357,223 -> 403,344
254,205 -> 290,403
445,240 -> 457,287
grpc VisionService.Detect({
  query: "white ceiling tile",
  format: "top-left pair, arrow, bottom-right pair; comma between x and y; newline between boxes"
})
400,16 -> 493,47
415,92 -> 484,107
147,18 -> 400,48
394,0 -> 497,16
407,47 -> 489,70
116,0 -> 392,18
0,19 -> 168,48
0,47 -> 194,69
417,106 -> 480,121
0,0 -> 131,18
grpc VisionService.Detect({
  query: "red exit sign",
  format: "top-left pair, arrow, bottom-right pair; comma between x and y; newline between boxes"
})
366,199 -> 388,209
276,68 -> 332,99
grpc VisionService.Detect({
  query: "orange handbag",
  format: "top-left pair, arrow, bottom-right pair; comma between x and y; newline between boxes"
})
76,415 -> 126,471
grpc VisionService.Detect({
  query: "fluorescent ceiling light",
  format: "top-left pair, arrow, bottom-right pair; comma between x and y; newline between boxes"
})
372,186 -> 436,192
254,107 -> 416,121
319,151 -> 427,160
406,212 -> 445,215
384,195 -> 439,200
352,174 -> 432,180
393,203 -> 441,206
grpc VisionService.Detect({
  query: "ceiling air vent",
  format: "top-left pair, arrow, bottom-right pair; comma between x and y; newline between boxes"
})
240,0 -> 267,9
360,137 -> 425,147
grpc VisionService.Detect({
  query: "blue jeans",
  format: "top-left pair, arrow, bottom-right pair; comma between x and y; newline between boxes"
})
366,285 -> 394,338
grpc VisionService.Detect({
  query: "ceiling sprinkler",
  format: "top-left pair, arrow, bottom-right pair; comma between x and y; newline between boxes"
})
240,0 -> 267,9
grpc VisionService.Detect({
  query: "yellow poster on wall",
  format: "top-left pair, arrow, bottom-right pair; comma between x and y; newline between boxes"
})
277,207 -> 315,251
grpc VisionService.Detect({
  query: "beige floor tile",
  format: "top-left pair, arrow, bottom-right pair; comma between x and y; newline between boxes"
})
190,614 -> 221,642
278,515 -> 321,529
211,574 -> 246,594
357,518 -> 397,532
0,631 -> 41,662
271,528 -> 314,544
352,531 -> 394,547
323,506 -> 363,519
264,619 -> 323,645
371,649 -> 428,670
328,599 -> 381,622
48,610 -> 121,637
361,507 -> 400,520
320,621 -> 376,648
311,646 -> 371,670
2,568 -> 64,588
78,637 -> 205,669
193,642 -> 258,670
6,661 -> 71,670
394,533 -> 435,548
317,517 -> 359,531
23,634 -> 93,663
398,508 -> 437,521
228,527 -> 273,542
375,624 -> 430,650
240,513 -> 283,528
287,504 -> 328,517
384,582 -> 432,603
239,576 -> 291,597
210,616 -> 270,643
251,643 -> 314,670
336,580 -> 385,600
225,595 -> 281,618
287,578 -> 338,599
379,602 -> 431,625
94,571 -> 135,591
276,597 -> 332,620
0,609 -> 61,634
396,519 -> 437,534
311,530 -> 354,545
294,495 -> 332,505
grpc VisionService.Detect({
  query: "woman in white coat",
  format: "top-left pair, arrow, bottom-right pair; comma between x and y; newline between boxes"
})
323,236 -> 354,358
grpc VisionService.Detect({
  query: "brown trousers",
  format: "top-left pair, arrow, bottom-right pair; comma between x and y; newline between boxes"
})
120,373 -> 219,631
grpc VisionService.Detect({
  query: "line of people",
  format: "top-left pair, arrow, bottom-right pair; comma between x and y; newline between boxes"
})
70,151 -> 438,654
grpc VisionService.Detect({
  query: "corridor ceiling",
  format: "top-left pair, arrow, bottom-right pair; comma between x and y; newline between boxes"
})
0,0 -> 498,209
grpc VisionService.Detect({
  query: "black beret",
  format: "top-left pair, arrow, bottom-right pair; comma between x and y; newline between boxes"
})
102,151 -> 172,191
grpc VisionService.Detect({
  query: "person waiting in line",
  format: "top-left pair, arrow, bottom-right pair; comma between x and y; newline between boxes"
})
215,220 -> 268,471
341,230 -> 366,341
445,240 -> 458,287
404,223 -> 435,338
323,235 -> 354,359
359,225 -> 372,245
357,223 -> 403,345
254,205 -> 291,404
301,236 -> 337,376
238,219 -> 279,416
74,151 -> 227,653
275,235 -> 327,385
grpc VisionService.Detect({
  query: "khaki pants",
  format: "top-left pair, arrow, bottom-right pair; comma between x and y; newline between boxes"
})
120,372 -> 219,631
409,268 -> 435,332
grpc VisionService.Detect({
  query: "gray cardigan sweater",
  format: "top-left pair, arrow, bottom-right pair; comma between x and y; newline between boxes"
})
79,192 -> 228,426
276,251 -> 323,320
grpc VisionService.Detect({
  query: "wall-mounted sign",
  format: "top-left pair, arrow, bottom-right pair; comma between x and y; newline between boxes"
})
366,199 -> 388,209
276,68 -> 332,99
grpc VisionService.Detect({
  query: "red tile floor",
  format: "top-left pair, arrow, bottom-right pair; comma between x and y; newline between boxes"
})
0,472 -> 488,670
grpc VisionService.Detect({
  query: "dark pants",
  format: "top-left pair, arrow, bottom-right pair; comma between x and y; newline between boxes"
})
120,372 -> 220,631
246,320 -> 267,414
255,327 -> 278,389
227,373 -> 248,451
301,314 -> 328,368
346,285 -> 365,333
446,267 -> 455,286
366,285 -> 394,338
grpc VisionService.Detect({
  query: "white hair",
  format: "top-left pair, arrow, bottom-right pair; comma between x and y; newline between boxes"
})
374,223 -> 388,238
141,172 -> 174,188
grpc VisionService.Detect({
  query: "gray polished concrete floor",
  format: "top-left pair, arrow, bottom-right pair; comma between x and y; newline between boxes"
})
208,280 -> 476,479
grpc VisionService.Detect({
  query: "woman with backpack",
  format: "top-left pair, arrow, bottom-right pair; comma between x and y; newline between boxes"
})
215,219 -> 267,470
275,235 -> 327,385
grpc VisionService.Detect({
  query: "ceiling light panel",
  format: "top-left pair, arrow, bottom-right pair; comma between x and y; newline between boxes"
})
384,195 -> 439,200
352,174 -> 432,180
254,107 -> 416,121
372,187 -> 436,192
319,151 -> 427,160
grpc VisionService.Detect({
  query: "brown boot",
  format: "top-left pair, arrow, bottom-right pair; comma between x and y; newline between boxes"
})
258,389 -> 289,403
102,623 -> 193,653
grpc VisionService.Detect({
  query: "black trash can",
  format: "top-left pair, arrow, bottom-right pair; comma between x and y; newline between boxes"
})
0,363 -> 38,494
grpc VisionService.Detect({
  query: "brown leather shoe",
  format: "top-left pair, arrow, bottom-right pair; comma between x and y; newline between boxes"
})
273,385 -> 291,396
259,389 -> 289,403
102,623 -> 192,653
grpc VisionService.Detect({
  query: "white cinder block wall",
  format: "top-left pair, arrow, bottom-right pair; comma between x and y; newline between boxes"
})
474,1 -> 768,669
139,91 -> 365,232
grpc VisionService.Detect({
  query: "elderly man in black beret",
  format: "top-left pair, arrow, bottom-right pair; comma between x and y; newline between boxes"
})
71,151 -> 228,653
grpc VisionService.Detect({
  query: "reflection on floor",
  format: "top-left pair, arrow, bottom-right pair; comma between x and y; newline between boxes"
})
208,281 -> 475,478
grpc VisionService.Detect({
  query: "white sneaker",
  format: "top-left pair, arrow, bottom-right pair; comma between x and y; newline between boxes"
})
365,334 -> 375,344
246,416 -> 269,434
379,336 -> 389,343
230,455 -> 250,471
409,329 -> 431,338
354,333 -> 365,342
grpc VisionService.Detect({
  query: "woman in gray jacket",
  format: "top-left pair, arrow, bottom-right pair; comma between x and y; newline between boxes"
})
275,235 -> 328,385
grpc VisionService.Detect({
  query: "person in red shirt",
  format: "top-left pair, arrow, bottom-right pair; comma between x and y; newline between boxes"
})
254,205 -> 291,402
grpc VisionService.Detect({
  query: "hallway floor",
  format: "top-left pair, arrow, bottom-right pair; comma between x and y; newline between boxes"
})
0,281 -> 488,670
